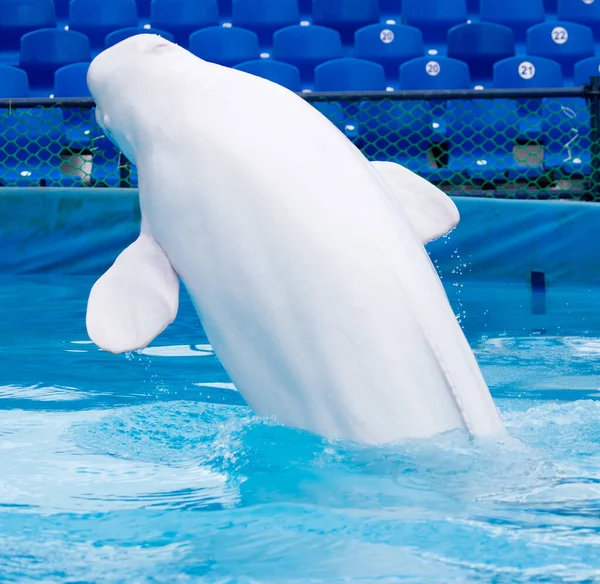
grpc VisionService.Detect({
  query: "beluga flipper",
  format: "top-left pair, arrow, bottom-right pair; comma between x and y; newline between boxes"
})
86,229 -> 179,354
371,160 -> 460,244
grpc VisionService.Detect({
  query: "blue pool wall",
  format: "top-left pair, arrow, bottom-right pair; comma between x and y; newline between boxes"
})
1,188 -> 599,336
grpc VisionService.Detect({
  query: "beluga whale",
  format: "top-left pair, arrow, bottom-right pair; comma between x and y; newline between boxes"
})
85,34 -> 506,445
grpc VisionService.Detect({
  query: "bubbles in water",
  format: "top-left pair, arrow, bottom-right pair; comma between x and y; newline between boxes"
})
444,244 -> 469,326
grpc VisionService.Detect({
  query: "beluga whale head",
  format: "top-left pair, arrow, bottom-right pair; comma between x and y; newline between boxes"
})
86,34 -> 186,165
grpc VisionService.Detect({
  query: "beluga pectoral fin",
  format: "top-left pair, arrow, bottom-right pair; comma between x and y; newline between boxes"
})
372,160 -> 460,244
86,230 -> 179,354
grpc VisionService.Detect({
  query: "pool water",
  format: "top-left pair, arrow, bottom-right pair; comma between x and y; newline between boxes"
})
2,274 -> 600,583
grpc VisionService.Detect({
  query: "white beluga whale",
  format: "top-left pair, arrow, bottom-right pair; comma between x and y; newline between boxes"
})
85,34 -> 506,445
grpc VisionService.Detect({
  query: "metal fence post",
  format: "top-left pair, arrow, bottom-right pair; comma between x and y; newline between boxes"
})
118,153 -> 131,188
588,75 -> 600,199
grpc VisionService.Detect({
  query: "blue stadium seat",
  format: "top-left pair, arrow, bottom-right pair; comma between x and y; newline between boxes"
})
466,0 -> 479,12
189,26 -> 259,67
494,56 -> 563,88
69,0 -> 138,48
354,24 -> 423,79
541,97 -> 590,175
544,0 -> 557,11
218,0 -> 232,15
232,0 -> 300,45
54,62 -> 90,97
0,0 -> 56,50
273,25 -> 342,83
105,27 -> 174,48
494,56 -> 563,141
314,58 -> 386,91
0,65 -> 29,97
402,0 -> 467,44
480,0 -> 545,41
137,0 -> 151,18
20,29 -> 91,87
298,0 -> 311,13
312,0 -> 379,43
558,0 -> 600,39
447,99 -> 522,180
399,56 -> 471,89
233,59 -> 301,91
379,0 -> 402,14
526,22 -> 595,77
150,0 -> 219,46
574,56 -> 600,85
54,0 -> 69,17
447,22 -> 515,82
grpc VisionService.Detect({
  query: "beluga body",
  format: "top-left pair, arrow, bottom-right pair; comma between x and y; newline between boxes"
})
85,34 -> 506,444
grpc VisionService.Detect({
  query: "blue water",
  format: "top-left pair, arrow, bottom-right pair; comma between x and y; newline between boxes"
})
3,274 -> 600,583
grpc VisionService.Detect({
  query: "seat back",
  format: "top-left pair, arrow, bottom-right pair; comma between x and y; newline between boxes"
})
189,26 -> 260,67
273,24 -> 342,81
314,57 -> 386,91
54,62 -> 91,97
20,29 -> 91,87
526,21 -> 595,76
399,56 -> 471,89
493,56 -> 563,88
355,24 -> 423,78
558,0 -> 600,34
447,22 -> 515,82
0,0 -> 56,49
0,65 -> 29,97
234,59 -> 301,91
574,56 -> 600,86
150,0 -> 219,45
480,0 -> 545,39
69,0 -> 138,47
312,0 -> 379,42
232,0 -> 300,44
402,0 -> 467,42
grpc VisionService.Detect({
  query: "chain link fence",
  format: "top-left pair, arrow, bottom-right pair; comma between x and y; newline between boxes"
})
0,82 -> 598,199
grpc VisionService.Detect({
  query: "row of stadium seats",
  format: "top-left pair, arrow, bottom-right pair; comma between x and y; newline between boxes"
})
6,0 -> 600,49
0,57 -> 600,98
2,54 -> 599,98
42,0 -> 565,20
6,23 -> 600,95
7,0 -> 600,34
0,56 -> 598,99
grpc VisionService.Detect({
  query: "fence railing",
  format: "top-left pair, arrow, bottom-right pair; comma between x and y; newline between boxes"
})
0,79 -> 599,200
